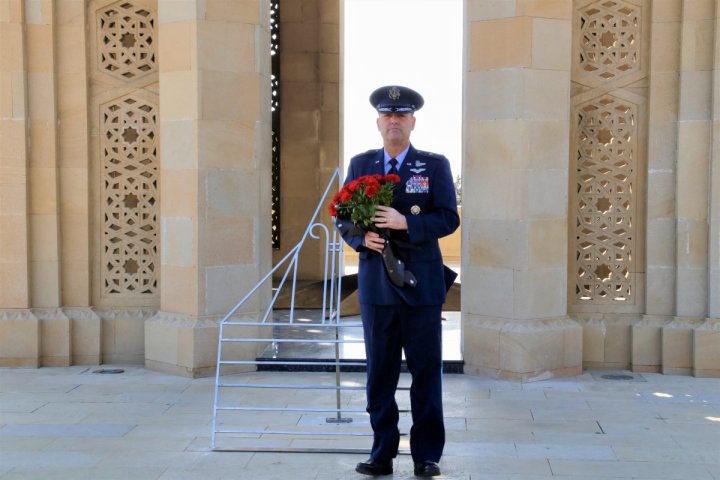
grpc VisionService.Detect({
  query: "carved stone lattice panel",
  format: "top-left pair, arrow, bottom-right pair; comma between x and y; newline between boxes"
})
577,0 -> 641,84
97,1 -> 157,81
101,96 -> 158,296
574,95 -> 636,304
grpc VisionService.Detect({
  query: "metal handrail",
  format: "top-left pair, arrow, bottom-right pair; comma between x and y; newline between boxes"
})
211,168 -> 380,452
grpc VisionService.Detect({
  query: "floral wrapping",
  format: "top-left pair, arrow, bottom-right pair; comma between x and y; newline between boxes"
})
329,174 -> 417,288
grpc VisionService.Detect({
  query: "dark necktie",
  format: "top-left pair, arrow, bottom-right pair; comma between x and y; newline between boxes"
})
388,158 -> 398,175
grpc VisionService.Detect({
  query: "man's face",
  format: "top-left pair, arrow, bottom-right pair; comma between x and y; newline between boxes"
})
377,112 -> 415,147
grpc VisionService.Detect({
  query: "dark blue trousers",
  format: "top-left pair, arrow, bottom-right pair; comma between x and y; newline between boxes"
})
359,303 -> 445,463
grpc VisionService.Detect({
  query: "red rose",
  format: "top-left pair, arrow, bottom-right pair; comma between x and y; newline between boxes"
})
383,174 -> 400,184
328,173 -> 401,226
365,177 -> 380,193
339,189 -> 353,202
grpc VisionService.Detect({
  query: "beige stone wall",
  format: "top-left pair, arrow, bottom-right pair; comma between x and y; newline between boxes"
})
462,0 -> 582,380
146,0 -> 273,377
57,0 -> 92,308
0,0 -> 273,375
677,0 -> 720,378
1,0 -> 719,378
676,0 -> 713,318
272,0 -> 340,281
1,0 -> 31,309
567,0 -> 650,371
26,0 -> 62,309
460,0 -> 719,379
712,1 -> 720,320
647,1 -> 681,317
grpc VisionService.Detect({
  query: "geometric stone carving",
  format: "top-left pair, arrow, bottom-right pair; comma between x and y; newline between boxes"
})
101,95 -> 159,296
574,95 -> 636,303
97,1 -> 157,81
572,0 -> 643,306
577,0 -> 641,84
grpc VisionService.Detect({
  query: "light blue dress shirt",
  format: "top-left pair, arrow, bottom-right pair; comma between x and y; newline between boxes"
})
384,146 -> 410,174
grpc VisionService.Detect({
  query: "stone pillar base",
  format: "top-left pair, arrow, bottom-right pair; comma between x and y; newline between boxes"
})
631,315 -> 672,373
662,317 -> 705,376
96,308 -> 154,365
694,318 -> 720,378
463,315 -> 582,382
145,311 -> 269,378
35,309 -> 71,367
0,310 -> 40,367
66,308 -> 102,365
574,314 -> 637,371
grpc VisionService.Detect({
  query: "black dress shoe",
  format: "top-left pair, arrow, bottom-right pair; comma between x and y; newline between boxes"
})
414,460 -> 441,477
355,457 -> 393,476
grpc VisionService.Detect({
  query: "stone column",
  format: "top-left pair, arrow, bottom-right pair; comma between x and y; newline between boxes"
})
25,0 -> 72,367
0,1 -> 39,366
463,0 -> 581,380
694,0 -> 720,378
273,0 -> 340,281
646,1 -> 681,317
25,0 -> 61,308
146,0 -> 272,377
634,0 -> 682,373
708,0 -> 720,319
0,0 -> 30,309
675,0 -> 713,318
57,0 -> 91,308
56,0 -> 94,365
663,0 -> 715,375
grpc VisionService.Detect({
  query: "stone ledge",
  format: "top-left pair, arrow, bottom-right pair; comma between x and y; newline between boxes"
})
572,314 -> 640,369
33,308 -> 71,367
631,315 -> 673,373
0,309 -> 39,367
662,316 -> 706,376
694,318 -> 720,378
145,310 -> 267,378
463,315 -> 582,381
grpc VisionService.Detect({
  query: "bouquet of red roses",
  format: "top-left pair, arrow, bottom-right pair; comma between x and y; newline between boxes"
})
329,173 -> 417,288
328,173 -> 400,228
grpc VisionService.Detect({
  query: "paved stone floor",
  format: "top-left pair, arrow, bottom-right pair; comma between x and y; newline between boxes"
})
1,365 -> 719,479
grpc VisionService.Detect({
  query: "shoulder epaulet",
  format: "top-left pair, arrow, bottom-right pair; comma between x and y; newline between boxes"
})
351,148 -> 380,160
415,150 -> 441,158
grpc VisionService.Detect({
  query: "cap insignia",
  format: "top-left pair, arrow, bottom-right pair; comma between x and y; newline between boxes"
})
388,87 -> 401,100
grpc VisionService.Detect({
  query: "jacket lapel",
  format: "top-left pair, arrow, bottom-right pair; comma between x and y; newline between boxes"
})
372,150 -> 385,176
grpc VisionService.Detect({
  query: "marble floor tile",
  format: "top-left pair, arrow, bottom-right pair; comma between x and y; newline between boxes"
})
516,443 -> 616,460
1,365 -> 719,480
549,459 -> 715,479
0,423 -> 134,437
2,467 -> 166,480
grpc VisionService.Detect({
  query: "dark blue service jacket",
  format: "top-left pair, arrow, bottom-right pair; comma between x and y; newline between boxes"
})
341,144 -> 459,306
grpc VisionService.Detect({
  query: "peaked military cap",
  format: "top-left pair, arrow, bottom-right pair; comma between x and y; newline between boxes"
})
369,85 -> 424,113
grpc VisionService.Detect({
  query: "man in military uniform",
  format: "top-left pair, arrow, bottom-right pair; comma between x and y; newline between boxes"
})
340,85 -> 459,477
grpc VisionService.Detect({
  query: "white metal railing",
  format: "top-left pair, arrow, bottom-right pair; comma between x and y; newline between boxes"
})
211,168 -> 406,453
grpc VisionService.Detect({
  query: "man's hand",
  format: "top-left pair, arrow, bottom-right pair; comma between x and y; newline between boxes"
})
372,206 -> 408,231
363,231 -> 386,253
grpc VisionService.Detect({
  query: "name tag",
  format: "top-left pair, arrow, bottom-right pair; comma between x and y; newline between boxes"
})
406,175 -> 429,193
